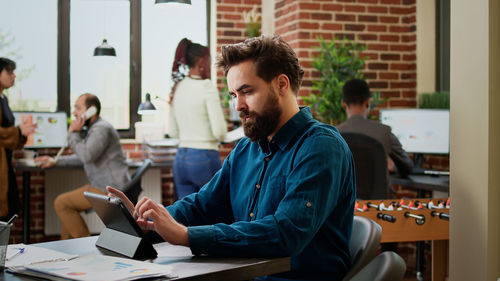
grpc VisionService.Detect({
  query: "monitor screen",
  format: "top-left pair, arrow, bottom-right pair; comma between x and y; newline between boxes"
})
13,112 -> 68,148
379,109 -> 450,154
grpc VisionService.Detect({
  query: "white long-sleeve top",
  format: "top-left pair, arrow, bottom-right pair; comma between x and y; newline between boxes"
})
168,77 -> 227,150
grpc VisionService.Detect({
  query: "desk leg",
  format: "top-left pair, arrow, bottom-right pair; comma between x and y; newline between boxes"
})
432,240 -> 448,281
22,171 -> 30,244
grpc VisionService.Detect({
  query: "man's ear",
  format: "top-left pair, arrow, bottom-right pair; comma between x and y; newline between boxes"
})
276,74 -> 290,95
365,98 -> 373,108
342,100 -> 348,110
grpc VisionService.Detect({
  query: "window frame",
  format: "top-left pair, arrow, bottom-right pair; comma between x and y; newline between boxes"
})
436,0 -> 450,92
57,0 -> 210,139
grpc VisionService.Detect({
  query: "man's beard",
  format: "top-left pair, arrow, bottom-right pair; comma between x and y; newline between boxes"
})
240,88 -> 282,142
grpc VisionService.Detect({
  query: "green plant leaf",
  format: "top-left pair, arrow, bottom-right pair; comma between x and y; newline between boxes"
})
304,37 -> 367,125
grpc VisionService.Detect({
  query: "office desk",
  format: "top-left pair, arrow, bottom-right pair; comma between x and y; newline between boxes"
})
15,161 -> 172,244
3,236 -> 291,281
391,174 -> 449,193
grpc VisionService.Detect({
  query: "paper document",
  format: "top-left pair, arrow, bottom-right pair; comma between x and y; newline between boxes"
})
20,254 -> 173,281
223,126 -> 245,143
6,243 -> 78,267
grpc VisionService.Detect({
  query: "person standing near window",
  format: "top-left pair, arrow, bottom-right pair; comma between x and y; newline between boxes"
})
0,57 -> 36,220
168,38 -> 227,200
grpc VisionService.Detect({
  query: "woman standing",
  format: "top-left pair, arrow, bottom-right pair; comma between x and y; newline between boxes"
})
168,38 -> 227,199
0,57 -> 36,220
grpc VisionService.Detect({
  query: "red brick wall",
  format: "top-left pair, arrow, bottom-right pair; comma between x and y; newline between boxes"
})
273,0 -> 417,109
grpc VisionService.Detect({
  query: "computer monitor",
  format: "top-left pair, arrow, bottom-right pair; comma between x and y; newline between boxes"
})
379,109 -> 449,154
13,112 -> 68,148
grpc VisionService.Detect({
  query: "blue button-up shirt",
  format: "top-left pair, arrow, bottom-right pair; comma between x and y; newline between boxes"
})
167,107 -> 356,281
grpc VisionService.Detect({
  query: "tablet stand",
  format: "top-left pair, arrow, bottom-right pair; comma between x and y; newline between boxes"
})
96,227 -> 157,260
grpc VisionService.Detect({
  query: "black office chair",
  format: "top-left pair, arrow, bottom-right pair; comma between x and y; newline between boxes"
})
348,251 -> 406,281
121,159 -> 153,205
341,132 -> 388,200
342,216 -> 383,281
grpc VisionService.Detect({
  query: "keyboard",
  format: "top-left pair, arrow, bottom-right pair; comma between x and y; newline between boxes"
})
16,158 -> 37,167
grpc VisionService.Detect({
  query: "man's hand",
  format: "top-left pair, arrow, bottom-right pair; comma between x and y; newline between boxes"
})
19,122 -> 36,137
106,186 -> 136,219
135,197 -> 189,246
387,157 -> 395,172
34,156 -> 56,169
68,115 -> 85,133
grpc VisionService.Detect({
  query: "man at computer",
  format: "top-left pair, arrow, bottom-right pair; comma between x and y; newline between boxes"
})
108,35 -> 356,281
337,78 -> 413,186
35,93 -> 130,239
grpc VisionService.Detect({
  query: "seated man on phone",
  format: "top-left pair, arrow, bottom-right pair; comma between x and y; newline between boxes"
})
35,93 -> 130,239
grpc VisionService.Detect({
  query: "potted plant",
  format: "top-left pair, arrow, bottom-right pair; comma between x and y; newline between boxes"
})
303,37 -> 386,125
418,91 -> 450,109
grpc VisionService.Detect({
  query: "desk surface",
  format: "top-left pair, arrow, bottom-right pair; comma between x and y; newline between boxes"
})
15,159 -> 173,171
3,236 -> 291,281
391,174 -> 449,193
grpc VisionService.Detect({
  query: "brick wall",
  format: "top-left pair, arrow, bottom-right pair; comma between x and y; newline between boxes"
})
273,0 -> 417,108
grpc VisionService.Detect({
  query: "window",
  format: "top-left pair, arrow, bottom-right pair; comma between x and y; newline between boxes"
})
70,0 -> 131,130
0,0 -> 58,112
2,0 -> 210,138
436,0 -> 450,92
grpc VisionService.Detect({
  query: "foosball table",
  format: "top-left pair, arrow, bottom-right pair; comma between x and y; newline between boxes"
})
355,198 -> 450,281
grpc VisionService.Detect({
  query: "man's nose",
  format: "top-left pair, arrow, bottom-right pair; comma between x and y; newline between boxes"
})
235,95 -> 246,112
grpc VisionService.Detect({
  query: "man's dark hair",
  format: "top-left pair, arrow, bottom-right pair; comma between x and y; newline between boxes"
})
82,93 -> 101,116
0,57 -> 16,73
342,78 -> 371,105
217,35 -> 304,95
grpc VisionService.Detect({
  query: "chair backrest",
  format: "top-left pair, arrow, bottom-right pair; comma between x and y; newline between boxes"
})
342,216 -> 383,281
348,251 -> 406,281
121,159 -> 152,204
341,132 -> 388,200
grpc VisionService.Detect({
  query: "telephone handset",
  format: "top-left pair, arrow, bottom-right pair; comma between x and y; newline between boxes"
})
83,106 -> 97,121
52,106 -> 97,164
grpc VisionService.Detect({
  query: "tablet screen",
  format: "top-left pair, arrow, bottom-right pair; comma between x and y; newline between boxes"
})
84,192 -> 143,237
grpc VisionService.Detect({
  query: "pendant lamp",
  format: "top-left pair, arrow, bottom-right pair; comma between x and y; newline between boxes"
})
155,0 -> 191,4
94,39 -> 116,56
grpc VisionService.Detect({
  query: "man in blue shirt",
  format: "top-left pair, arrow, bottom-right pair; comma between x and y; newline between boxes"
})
109,35 -> 356,280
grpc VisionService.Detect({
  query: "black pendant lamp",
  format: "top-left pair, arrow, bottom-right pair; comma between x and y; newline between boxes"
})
94,39 -> 116,56
137,93 -> 157,115
155,0 -> 191,4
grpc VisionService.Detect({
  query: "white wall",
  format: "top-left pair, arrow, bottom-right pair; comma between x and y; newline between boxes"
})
450,0 -> 500,280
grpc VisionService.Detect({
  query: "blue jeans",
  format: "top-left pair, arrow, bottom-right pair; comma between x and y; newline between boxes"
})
173,148 -> 221,200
